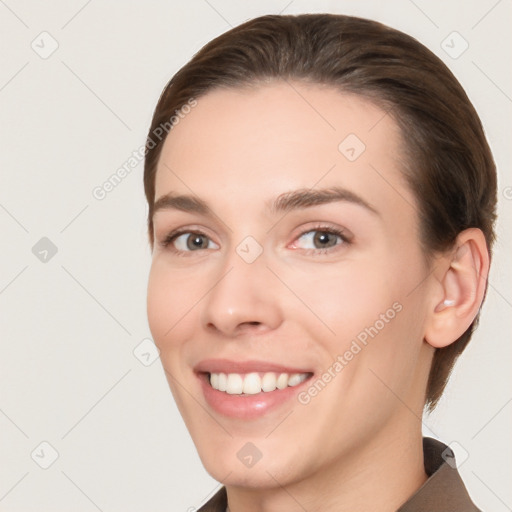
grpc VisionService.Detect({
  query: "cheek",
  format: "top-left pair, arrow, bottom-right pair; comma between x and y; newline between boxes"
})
146,263 -> 201,413
288,261 -> 394,342
146,261 -> 198,353
288,253 -> 426,370
320,263 -> 429,399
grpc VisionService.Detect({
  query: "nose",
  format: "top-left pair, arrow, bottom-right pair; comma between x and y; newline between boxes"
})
200,250 -> 283,338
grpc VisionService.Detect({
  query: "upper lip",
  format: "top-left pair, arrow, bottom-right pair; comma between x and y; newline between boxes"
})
194,358 -> 313,375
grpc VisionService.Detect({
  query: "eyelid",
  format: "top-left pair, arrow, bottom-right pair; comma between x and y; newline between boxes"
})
158,225 -> 219,251
176,231 -> 219,250
286,227 -> 351,257
289,222 -> 353,245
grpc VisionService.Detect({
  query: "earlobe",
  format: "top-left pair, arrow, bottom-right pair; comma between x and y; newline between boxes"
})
425,228 -> 489,349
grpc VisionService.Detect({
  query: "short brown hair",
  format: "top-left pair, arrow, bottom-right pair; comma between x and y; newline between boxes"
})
143,13 -> 497,410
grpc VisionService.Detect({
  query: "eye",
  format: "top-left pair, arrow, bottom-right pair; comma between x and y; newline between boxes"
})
291,226 -> 350,253
160,230 -> 219,253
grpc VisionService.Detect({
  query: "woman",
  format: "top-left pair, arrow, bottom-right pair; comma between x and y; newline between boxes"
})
144,14 -> 496,511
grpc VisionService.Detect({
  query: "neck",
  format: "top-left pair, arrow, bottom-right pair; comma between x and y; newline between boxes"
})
225,421 -> 427,512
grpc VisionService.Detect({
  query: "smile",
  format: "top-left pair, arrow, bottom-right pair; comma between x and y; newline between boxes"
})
195,359 -> 315,419
209,371 -> 310,395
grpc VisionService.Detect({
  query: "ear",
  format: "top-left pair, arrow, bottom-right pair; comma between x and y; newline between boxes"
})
424,228 -> 490,349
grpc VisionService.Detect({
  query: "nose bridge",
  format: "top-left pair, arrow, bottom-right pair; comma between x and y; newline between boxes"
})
200,241 -> 281,335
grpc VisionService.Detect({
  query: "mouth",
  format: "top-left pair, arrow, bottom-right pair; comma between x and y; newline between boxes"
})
194,360 -> 314,419
207,371 -> 311,395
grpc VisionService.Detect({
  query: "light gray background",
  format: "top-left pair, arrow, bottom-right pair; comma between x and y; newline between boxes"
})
0,1 -> 510,511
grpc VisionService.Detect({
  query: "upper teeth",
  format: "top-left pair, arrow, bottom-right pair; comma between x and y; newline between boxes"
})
209,372 -> 308,395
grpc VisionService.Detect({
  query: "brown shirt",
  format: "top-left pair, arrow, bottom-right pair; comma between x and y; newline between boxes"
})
198,437 -> 481,511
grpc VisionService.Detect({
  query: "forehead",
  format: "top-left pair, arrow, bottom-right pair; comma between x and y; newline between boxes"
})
154,81 -> 415,220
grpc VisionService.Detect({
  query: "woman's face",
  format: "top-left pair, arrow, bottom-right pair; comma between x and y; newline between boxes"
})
147,81 -> 435,488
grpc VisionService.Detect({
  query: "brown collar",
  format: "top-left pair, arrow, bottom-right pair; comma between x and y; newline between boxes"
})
396,437 -> 480,511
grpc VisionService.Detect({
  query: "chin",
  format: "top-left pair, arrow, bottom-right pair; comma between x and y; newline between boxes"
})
205,460 -> 288,489
196,437 -> 305,489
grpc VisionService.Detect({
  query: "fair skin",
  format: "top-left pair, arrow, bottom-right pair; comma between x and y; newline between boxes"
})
147,81 -> 489,512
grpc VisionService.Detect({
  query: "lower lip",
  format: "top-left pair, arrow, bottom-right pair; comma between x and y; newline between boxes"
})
198,373 -> 312,420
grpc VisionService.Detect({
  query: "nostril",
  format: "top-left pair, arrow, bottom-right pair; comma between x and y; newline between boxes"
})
234,321 -> 264,334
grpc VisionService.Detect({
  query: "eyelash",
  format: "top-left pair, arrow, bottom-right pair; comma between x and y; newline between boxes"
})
158,224 -> 352,256
159,229 -> 215,257
289,225 -> 351,255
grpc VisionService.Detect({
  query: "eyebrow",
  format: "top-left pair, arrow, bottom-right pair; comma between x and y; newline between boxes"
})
152,186 -> 379,219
